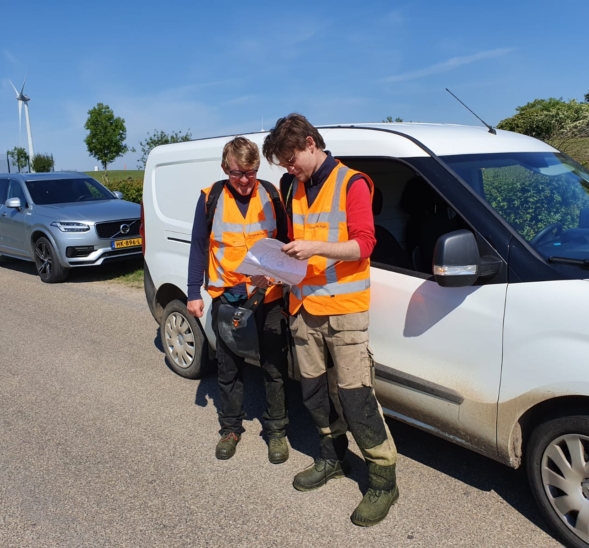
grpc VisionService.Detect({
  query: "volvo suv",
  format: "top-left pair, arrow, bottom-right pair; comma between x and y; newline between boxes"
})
0,172 -> 141,283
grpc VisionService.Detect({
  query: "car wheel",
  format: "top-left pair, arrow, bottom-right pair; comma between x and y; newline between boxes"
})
160,300 -> 209,379
527,415 -> 589,548
34,237 -> 69,283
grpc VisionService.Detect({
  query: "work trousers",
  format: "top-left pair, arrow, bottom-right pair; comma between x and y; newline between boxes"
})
211,296 -> 289,438
290,307 -> 397,469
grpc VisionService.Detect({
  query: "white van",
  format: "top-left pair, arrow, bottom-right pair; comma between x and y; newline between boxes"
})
142,123 -> 589,548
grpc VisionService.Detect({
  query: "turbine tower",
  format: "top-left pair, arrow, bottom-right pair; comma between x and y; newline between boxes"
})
9,77 -> 35,164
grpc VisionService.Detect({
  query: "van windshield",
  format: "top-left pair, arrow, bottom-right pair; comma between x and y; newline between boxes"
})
441,152 -> 589,262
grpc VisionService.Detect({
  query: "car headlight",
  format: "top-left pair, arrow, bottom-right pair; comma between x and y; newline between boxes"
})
50,221 -> 91,233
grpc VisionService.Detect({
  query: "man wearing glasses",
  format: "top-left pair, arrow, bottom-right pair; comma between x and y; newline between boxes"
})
187,137 -> 289,464
263,114 -> 399,527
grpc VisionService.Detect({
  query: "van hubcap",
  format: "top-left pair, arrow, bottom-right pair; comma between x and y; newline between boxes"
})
541,434 -> 589,543
164,312 -> 195,368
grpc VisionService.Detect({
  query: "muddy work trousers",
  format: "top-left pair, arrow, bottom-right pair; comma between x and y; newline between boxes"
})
211,297 -> 289,438
290,308 -> 397,469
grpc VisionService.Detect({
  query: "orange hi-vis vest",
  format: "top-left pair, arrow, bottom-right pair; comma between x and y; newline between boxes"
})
289,162 -> 373,315
203,181 -> 282,303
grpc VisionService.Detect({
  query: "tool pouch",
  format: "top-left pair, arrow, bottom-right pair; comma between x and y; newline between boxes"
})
217,288 -> 266,361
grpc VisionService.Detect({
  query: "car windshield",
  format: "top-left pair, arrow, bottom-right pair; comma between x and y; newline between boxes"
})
441,152 -> 589,262
25,178 -> 114,205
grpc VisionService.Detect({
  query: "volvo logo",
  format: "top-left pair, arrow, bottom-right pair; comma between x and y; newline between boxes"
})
120,223 -> 131,235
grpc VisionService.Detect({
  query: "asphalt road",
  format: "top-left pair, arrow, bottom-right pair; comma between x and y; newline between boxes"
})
0,259 -> 563,548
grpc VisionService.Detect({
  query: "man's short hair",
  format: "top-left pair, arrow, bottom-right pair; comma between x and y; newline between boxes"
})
222,137 -> 260,170
262,113 -> 326,165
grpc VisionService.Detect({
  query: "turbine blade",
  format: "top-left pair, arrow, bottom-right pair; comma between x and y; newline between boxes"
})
9,80 -> 18,97
20,73 -> 27,95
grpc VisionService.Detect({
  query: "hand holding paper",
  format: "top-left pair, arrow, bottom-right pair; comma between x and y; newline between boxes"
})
235,238 -> 307,286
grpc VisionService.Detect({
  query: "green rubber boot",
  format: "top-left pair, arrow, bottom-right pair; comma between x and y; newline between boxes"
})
293,459 -> 348,491
351,463 -> 399,527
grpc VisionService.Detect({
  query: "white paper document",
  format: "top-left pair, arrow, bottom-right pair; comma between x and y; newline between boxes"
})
235,238 -> 307,286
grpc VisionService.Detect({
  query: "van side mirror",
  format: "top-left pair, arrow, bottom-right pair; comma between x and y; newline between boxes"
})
432,229 -> 501,287
5,197 -> 22,210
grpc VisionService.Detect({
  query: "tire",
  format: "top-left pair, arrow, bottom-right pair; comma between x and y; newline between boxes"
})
527,415 -> 589,548
160,300 -> 210,379
34,236 -> 69,283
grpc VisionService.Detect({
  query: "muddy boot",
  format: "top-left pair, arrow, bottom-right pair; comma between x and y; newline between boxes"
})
268,436 -> 289,464
351,463 -> 399,527
293,459 -> 347,491
215,432 -> 240,460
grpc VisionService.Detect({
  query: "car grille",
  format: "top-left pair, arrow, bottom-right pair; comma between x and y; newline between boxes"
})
95,219 -> 140,239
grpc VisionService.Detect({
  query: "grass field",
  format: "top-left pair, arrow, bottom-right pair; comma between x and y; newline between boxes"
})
108,263 -> 144,289
85,170 -> 144,184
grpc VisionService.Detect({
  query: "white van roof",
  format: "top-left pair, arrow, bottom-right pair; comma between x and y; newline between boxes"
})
147,122 -> 557,165
320,123 -> 557,157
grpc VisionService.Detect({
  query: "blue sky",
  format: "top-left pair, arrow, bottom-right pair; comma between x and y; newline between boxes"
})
1,0 -> 588,171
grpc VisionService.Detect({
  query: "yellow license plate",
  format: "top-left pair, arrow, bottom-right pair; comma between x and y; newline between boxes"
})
111,238 -> 142,249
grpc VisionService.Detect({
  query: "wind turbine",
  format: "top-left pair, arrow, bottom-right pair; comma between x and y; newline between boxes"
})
9,76 -> 35,164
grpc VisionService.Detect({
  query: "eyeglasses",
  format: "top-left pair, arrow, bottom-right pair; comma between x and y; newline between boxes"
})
279,150 -> 300,168
228,170 -> 258,180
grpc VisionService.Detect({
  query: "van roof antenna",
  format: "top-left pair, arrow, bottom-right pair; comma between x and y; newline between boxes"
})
445,88 -> 496,135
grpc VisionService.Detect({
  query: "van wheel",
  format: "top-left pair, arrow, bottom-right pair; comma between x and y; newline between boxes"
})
34,237 -> 69,283
160,300 -> 209,379
527,415 -> 589,548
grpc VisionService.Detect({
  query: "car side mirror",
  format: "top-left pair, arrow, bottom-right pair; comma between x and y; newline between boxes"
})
5,197 -> 22,210
112,191 -> 123,200
432,229 -> 501,287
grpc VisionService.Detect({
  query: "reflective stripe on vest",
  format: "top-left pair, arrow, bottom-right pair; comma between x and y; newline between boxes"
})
205,181 -> 281,302
289,163 -> 373,315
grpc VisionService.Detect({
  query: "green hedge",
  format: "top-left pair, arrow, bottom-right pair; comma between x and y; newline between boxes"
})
103,178 -> 143,204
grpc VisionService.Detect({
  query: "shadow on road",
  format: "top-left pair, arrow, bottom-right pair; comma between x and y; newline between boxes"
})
387,418 -> 558,542
190,362 -> 555,541
148,322 -> 556,542
67,258 -> 144,284
0,255 -> 143,284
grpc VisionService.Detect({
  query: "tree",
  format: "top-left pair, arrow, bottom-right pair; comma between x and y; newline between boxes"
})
382,116 -> 403,123
84,103 -> 128,183
135,129 -> 192,169
31,153 -> 55,173
584,91 -> 589,103
8,146 -> 29,172
497,98 -> 589,150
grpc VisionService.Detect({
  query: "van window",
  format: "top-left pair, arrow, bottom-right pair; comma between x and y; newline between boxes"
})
339,158 -> 467,276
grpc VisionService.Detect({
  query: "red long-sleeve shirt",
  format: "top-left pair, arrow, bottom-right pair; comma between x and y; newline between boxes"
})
285,153 -> 376,258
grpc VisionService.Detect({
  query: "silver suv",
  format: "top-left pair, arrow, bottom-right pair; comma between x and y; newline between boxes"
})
0,172 -> 142,283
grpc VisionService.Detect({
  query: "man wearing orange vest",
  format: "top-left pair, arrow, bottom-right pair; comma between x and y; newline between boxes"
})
187,137 -> 289,464
263,114 -> 399,527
